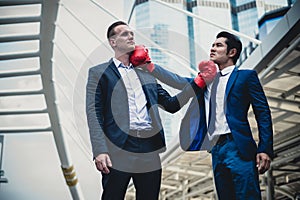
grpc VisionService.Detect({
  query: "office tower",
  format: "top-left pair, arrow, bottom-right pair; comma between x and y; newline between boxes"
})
192,0 -> 232,62
256,0 -> 296,40
229,0 -> 259,64
193,0 -> 291,65
134,0 -> 191,143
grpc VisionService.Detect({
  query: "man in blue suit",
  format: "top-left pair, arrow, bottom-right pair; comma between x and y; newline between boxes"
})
85,21 -> 216,200
139,31 -> 273,199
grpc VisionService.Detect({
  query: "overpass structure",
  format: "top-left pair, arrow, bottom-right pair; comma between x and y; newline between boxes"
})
0,0 -> 299,199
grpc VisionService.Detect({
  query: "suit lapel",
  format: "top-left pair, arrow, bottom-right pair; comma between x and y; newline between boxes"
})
225,67 -> 238,97
107,58 -> 121,78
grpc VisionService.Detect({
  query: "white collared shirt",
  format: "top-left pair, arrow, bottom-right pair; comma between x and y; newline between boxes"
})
205,65 -> 235,140
113,58 -> 152,130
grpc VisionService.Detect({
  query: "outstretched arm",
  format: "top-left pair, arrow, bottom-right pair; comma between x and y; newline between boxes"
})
157,81 -> 202,113
151,64 -> 191,90
130,45 -> 190,89
130,45 -> 217,90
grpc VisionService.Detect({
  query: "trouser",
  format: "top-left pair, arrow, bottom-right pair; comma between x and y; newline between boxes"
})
101,167 -> 161,200
101,134 -> 162,200
211,134 -> 261,200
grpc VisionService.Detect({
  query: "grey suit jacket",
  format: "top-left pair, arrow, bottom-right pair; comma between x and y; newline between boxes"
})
86,59 -> 199,158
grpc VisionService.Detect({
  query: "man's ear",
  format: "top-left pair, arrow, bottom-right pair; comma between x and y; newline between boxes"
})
228,48 -> 237,58
109,38 -> 116,47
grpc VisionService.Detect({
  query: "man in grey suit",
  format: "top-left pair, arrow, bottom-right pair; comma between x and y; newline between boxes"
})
86,21 -> 216,200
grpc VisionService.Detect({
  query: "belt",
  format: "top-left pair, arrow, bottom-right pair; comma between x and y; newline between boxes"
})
216,133 -> 233,145
129,129 -> 153,138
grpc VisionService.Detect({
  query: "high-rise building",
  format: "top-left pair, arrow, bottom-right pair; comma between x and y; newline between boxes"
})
229,0 -> 259,64
192,0 -> 232,61
191,0 -> 259,64
134,0 -> 192,144
258,6 -> 290,40
192,0 -> 292,64
256,0 -> 297,40
134,0 -> 191,74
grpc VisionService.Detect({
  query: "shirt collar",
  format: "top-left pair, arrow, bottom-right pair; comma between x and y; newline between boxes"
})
220,65 -> 235,76
113,57 -> 133,69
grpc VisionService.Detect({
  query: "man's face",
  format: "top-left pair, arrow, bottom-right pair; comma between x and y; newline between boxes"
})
110,25 -> 135,53
209,37 -> 230,66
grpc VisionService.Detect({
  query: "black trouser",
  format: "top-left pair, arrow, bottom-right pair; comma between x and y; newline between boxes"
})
101,135 -> 162,200
101,167 -> 162,200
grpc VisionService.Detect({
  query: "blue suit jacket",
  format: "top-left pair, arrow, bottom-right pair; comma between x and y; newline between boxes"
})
152,65 -> 274,160
86,59 -> 198,158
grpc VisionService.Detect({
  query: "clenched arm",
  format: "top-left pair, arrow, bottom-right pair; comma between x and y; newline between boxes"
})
248,70 -> 273,174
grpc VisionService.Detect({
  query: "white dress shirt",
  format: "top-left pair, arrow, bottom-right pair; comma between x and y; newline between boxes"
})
205,65 -> 235,141
113,58 -> 152,130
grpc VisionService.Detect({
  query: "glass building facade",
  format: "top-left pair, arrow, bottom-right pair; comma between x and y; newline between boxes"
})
135,0 -> 191,144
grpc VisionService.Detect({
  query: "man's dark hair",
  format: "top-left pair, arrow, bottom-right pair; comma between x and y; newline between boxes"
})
107,21 -> 128,39
216,31 -> 242,64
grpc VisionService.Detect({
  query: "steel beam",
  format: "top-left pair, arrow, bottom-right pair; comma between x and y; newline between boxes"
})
39,1 -> 84,199
0,0 -> 41,6
262,56 -> 300,84
0,69 -> 40,78
0,90 -> 43,96
0,109 -> 47,115
0,35 -> 40,43
281,84 -> 300,99
0,52 -> 39,61
0,127 -> 52,134
0,16 -> 41,24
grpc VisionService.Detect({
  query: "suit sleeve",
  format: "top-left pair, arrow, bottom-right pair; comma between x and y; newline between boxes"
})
151,64 -> 193,90
86,68 -> 108,158
157,81 -> 202,113
248,71 -> 274,159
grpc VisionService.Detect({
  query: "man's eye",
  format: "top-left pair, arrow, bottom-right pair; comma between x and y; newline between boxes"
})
122,32 -> 131,36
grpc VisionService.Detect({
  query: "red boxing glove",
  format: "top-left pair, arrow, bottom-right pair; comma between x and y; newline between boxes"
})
130,45 -> 155,72
198,60 -> 217,83
194,60 -> 217,88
